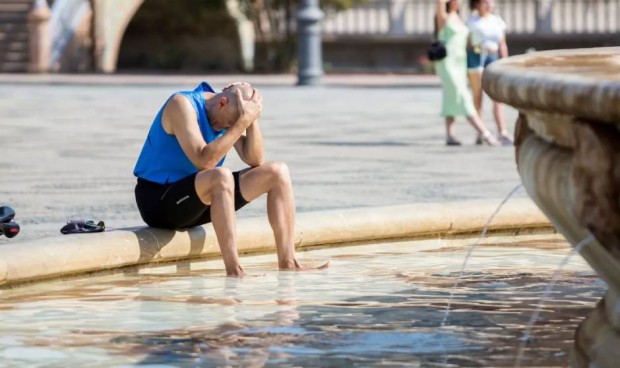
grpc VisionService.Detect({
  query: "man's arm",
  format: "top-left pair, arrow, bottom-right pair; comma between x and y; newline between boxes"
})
164,90 -> 261,170
233,120 -> 264,167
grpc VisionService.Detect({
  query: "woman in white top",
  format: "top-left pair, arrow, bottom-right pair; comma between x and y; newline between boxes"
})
466,0 -> 512,146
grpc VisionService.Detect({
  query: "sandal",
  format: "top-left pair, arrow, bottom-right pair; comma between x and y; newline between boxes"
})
61,220 -> 105,235
499,130 -> 513,146
446,136 -> 462,146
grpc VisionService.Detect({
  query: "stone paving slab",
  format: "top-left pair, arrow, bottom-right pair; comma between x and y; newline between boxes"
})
0,76 -> 522,243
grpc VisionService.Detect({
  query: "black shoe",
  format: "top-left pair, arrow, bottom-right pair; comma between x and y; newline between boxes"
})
0,206 -> 15,223
0,206 -> 19,238
0,220 -> 19,238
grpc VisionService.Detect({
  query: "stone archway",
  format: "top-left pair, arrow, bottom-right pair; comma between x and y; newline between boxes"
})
92,0 -> 144,73
115,0 -> 254,73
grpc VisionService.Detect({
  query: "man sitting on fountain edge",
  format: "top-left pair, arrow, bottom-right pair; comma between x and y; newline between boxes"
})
133,81 -> 328,277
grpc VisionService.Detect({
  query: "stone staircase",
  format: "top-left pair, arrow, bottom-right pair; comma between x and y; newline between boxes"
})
0,0 -> 32,73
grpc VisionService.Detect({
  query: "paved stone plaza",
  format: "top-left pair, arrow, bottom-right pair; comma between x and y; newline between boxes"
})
0,75 -> 522,242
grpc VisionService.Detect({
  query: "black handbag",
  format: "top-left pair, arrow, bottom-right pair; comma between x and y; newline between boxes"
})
427,41 -> 447,61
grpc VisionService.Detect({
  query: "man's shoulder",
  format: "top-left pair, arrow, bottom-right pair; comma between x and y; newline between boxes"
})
170,92 -> 199,108
163,93 -> 199,122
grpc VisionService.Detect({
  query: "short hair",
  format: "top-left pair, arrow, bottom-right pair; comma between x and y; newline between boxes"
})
470,0 -> 480,10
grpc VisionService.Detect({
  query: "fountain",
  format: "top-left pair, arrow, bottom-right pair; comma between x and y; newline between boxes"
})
483,46 -> 620,367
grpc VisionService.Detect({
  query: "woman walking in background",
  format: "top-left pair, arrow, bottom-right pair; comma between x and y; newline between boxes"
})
435,0 -> 498,146
467,0 -> 512,146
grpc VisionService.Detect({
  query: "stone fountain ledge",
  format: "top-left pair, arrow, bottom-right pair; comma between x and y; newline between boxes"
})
483,47 -> 620,368
0,199 -> 550,288
483,47 -> 620,124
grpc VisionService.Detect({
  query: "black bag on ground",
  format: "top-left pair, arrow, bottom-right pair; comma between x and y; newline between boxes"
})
427,41 -> 447,61
60,220 -> 105,234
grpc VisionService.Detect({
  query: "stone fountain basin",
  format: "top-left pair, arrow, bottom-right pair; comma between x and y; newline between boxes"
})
0,200 -> 549,288
483,47 -> 620,368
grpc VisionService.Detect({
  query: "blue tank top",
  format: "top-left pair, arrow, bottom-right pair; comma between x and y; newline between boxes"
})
133,82 -> 226,184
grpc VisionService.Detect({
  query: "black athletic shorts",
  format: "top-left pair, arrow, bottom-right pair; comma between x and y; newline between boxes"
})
135,171 -> 249,229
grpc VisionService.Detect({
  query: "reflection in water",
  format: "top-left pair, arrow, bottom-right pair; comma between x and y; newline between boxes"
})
0,235 -> 606,367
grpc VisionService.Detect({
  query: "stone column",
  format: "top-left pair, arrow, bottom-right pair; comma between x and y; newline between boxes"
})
535,0 -> 553,35
224,0 -> 255,72
27,0 -> 51,73
92,0 -> 144,73
388,0 -> 407,35
296,0 -> 324,86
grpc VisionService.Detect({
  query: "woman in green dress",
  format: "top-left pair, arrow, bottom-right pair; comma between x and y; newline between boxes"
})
434,0 -> 497,146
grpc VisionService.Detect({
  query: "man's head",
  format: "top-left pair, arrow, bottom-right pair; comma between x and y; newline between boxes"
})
209,83 -> 257,131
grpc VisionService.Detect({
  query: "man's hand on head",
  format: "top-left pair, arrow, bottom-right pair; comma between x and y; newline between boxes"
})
224,81 -> 251,90
234,87 -> 263,129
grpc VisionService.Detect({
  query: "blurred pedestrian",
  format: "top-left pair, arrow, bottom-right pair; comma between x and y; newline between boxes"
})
435,0 -> 498,146
467,0 -> 512,146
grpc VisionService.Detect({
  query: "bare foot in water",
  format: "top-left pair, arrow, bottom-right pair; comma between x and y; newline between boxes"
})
279,259 -> 330,271
226,265 -> 248,278
226,270 -> 267,278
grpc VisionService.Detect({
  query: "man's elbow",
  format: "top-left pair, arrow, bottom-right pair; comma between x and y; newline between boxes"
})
246,154 -> 265,167
248,158 -> 265,168
198,147 -> 220,170
200,161 -> 218,171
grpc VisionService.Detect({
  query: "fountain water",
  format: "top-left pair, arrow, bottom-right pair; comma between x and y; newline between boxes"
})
440,184 -> 523,328
438,184 -> 523,366
514,234 -> 595,367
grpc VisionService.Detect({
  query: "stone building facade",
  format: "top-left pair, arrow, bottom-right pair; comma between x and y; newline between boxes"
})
3,0 -> 619,73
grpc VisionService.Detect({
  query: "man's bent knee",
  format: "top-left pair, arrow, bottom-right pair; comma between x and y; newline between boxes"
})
196,167 -> 234,203
211,167 -> 234,191
266,161 -> 291,184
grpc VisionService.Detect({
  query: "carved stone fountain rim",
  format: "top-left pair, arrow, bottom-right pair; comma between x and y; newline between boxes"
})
483,47 -> 620,125
483,46 -> 620,368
